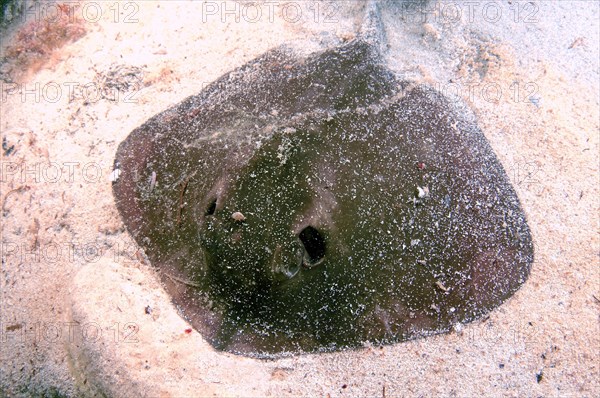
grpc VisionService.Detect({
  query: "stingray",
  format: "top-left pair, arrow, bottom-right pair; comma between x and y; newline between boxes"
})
112,2 -> 533,357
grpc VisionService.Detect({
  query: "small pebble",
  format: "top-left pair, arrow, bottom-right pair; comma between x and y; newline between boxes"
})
232,211 -> 246,222
109,168 -> 121,182
453,322 -> 463,335
417,186 -> 429,198
436,280 -> 448,292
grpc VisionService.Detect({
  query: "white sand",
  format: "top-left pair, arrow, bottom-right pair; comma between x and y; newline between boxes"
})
1,1 -> 598,396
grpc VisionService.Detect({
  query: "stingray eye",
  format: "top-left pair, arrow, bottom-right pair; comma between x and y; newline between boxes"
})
205,198 -> 217,216
299,226 -> 326,268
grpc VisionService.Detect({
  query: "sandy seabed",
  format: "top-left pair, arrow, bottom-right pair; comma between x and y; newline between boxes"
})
1,1 -> 598,397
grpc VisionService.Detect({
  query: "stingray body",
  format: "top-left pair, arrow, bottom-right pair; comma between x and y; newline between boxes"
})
113,4 -> 533,357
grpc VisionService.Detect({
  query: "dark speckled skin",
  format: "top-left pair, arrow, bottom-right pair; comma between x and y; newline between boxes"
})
112,13 -> 533,357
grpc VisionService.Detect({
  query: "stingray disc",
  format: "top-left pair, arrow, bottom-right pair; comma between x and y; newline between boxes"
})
112,36 -> 533,357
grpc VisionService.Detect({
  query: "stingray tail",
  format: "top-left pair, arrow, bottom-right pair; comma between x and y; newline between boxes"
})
358,0 -> 387,55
